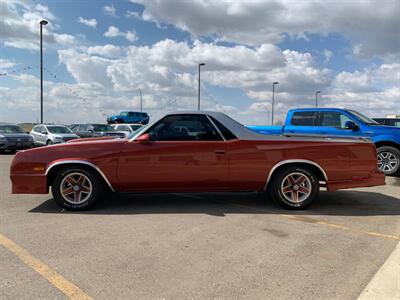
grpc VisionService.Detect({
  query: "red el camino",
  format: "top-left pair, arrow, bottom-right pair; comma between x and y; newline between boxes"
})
10,111 -> 385,210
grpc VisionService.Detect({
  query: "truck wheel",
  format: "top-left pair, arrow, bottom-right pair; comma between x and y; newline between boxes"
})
268,166 -> 319,210
377,146 -> 400,176
52,167 -> 105,210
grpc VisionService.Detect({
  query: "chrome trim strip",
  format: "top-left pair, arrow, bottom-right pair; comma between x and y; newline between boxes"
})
45,160 -> 115,192
206,115 -> 226,141
264,159 -> 328,191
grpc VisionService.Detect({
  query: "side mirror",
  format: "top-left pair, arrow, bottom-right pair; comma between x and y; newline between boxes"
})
345,121 -> 359,131
137,133 -> 151,144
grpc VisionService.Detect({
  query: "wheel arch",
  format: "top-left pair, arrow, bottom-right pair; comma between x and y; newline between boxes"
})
45,160 -> 115,192
374,140 -> 400,151
265,159 -> 328,191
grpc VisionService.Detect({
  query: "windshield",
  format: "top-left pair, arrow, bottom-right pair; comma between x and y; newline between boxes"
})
129,124 -> 143,131
120,112 -> 128,116
0,125 -> 24,133
47,126 -> 73,134
127,123 -> 150,139
347,110 -> 379,125
92,124 -> 113,132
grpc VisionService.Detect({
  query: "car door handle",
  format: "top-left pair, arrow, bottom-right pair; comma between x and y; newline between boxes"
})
215,150 -> 226,155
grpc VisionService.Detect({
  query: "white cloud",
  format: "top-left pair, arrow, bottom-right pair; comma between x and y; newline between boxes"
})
125,10 -> 141,19
132,0 -> 400,59
0,0 -> 76,50
104,26 -> 138,42
103,4 -> 116,17
78,17 -> 97,28
0,58 -> 16,69
323,49 -> 333,63
87,44 -> 123,58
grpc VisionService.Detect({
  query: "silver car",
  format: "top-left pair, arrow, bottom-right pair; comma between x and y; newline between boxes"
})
111,123 -> 144,138
30,125 -> 79,146
0,124 -> 34,153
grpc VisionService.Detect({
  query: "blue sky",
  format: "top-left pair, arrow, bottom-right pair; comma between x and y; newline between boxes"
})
1,0 -> 399,124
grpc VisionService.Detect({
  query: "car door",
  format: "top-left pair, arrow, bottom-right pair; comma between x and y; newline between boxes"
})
117,114 -> 229,192
35,125 -> 46,144
30,126 -> 41,144
313,111 -> 362,137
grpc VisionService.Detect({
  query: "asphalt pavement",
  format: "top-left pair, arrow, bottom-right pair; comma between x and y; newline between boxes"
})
1,154 -> 399,300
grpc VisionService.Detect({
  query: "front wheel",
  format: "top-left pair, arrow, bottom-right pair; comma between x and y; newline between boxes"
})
52,167 -> 105,210
268,166 -> 319,210
377,146 -> 400,176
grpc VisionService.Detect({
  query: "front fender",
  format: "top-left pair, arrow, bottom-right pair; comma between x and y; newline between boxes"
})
371,134 -> 400,145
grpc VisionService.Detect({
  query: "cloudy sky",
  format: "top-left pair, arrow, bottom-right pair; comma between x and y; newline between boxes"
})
1,0 -> 399,125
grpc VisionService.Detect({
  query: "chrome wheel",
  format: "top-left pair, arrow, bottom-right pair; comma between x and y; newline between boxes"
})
280,172 -> 312,203
60,172 -> 92,205
377,151 -> 398,173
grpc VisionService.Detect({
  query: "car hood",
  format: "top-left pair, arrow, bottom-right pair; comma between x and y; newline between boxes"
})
67,136 -> 118,143
0,133 -> 32,139
364,125 -> 400,135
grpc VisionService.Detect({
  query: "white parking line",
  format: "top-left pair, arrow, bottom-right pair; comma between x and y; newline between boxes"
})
358,241 -> 400,300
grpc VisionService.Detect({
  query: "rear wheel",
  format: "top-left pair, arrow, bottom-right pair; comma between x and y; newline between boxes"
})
268,166 -> 319,210
52,167 -> 105,210
377,146 -> 400,176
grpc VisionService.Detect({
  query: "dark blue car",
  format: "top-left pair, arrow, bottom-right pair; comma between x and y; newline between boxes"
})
107,111 -> 149,124
248,108 -> 400,176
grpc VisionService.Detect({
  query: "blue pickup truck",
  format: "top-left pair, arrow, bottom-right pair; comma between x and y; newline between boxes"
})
107,111 -> 149,124
248,108 -> 400,176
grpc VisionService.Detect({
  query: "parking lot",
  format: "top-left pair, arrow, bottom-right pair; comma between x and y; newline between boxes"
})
1,153 -> 399,299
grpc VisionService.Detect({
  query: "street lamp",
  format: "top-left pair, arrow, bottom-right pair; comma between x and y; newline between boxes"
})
271,81 -> 279,125
198,63 -> 205,111
315,91 -> 321,108
138,88 -> 143,112
39,19 -> 48,124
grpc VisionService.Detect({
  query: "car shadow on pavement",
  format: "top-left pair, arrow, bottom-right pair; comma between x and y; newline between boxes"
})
29,190 -> 400,217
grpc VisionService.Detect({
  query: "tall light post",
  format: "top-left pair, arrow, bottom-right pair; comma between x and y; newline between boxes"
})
39,19 -> 48,124
315,90 -> 321,108
138,88 -> 143,112
198,63 -> 205,111
271,81 -> 279,125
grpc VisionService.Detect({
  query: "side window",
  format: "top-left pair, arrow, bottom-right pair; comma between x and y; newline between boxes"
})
146,115 -> 222,141
69,125 -> 78,132
291,112 -> 318,126
34,126 -> 41,133
321,112 -> 353,129
209,116 -> 237,140
127,112 -> 134,117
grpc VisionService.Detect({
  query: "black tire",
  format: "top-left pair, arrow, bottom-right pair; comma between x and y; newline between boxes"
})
52,166 -> 105,210
268,166 -> 319,210
376,146 -> 400,176
46,140 -> 53,145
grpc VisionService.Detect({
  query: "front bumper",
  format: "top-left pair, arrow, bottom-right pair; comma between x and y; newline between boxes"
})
327,170 -> 386,192
0,141 -> 34,151
10,173 -> 49,194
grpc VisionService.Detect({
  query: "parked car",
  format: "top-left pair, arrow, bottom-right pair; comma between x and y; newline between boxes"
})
30,125 -> 79,146
373,118 -> 400,128
107,111 -> 149,124
111,123 -> 144,137
10,111 -> 384,211
69,124 -> 125,138
0,124 -> 34,153
248,108 -> 400,176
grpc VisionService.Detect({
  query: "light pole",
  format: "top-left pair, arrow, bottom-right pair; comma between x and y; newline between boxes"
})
139,88 -> 143,112
271,81 -> 279,125
315,91 -> 321,108
39,19 -> 48,124
198,63 -> 205,111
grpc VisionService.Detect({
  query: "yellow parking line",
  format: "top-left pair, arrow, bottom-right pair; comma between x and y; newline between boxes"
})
0,233 -> 93,300
225,202 -> 400,241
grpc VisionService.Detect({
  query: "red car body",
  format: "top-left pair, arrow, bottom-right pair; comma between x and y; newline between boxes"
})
10,112 -> 384,198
